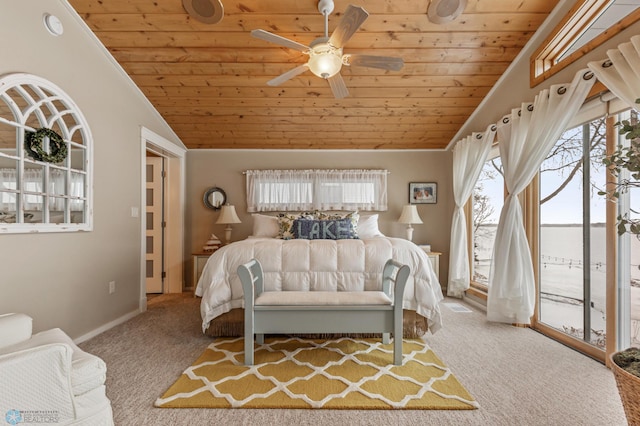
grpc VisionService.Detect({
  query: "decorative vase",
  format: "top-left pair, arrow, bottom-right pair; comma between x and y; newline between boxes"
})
610,351 -> 640,425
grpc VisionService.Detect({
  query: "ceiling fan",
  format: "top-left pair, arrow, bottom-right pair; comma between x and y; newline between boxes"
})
251,0 -> 404,99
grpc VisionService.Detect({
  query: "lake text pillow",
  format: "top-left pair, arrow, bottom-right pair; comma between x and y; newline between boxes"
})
292,218 -> 358,240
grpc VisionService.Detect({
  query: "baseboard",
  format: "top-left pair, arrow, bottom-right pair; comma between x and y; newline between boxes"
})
74,309 -> 141,344
462,293 -> 487,312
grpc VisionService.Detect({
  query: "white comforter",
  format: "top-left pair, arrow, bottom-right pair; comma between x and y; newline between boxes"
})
195,237 -> 444,333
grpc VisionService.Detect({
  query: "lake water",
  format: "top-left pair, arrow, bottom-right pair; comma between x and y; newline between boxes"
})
474,224 -> 640,347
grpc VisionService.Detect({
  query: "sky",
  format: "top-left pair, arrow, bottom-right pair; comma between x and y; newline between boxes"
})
478,155 -> 611,225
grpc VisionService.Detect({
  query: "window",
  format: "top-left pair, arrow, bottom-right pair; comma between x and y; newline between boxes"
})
616,109 -> 640,349
245,169 -> 387,212
0,74 -> 93,233
533,95 -> 638,360
538,114 -> 608,349
530,0 -> 640,87
471,149 -> 503,287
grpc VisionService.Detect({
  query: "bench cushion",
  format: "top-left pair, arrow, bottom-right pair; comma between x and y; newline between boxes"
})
255,291 -> 392,306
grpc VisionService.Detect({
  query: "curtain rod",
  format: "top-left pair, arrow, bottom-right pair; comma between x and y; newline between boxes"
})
243,169 -> 390,174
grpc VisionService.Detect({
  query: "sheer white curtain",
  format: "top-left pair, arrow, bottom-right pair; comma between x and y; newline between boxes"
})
245,169 -> 387,212
447,125 -> 496,297
487,69 -> 596,324
1,168 -> 49,211
588,34 -> 640,110
50,169 -> 66,211
0,168 -> 17,211
246,169 -> 314,212
0,168 -> 84,212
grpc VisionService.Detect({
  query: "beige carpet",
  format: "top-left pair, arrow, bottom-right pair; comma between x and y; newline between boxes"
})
155,337 -> 478,410
79,294 -> 626,425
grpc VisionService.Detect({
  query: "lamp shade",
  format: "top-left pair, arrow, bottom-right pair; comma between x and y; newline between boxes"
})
397,205 -> 423,224
215,204 -> 241,224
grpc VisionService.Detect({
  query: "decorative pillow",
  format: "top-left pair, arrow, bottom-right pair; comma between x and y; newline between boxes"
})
277,211 -> 359,240
357,214 -> 384,239
314,211 -> 359,237
292,218 -> 358,240
277,212 -> 315,239
251,214 -> 279,238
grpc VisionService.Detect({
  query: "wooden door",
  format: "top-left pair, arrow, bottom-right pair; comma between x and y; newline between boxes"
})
146,156 -> 164,293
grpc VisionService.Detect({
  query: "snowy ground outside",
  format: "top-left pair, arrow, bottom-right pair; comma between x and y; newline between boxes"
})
474,224 -> 640,347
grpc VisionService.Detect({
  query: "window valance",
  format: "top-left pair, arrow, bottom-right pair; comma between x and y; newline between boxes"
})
245,169 -> 388,212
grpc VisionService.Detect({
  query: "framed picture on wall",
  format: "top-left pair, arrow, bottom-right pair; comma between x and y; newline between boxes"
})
409,182 -> 437,204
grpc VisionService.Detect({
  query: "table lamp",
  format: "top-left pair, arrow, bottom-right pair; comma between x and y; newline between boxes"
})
216,204 -> 241,245
397,205 -> 423,242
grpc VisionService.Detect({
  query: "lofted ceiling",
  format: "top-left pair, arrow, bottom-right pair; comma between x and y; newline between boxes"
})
68,0 -> 560,150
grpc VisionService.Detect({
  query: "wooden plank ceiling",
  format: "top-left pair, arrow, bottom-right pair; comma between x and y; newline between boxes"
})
68,0 -> 560,149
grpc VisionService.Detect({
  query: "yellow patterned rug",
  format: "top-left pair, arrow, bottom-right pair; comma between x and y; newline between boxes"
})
155,337 -> 478,410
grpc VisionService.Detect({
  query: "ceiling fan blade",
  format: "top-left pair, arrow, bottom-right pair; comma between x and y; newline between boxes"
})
251,29 -> 309,52
267,64 -> 309,86
347,54 -> 404,71
329,5 -> 369,48
327,73 -> 349,99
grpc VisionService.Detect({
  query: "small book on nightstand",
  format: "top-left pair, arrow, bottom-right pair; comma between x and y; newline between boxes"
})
203,233 -> 221,252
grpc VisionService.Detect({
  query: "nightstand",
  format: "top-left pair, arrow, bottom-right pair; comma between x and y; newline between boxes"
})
193,251 -> 216,288
418,247 -> 441,279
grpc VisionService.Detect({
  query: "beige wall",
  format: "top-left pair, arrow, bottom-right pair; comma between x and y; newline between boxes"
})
0,1 -> 183,338
186,150 -> 454,289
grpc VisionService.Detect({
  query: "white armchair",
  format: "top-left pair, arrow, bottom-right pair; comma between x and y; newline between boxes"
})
0,313 -> 113,425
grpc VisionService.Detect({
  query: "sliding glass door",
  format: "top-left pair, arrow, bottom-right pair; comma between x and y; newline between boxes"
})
536,107 -> 639,356
538,115 -> 608,350
616,109 -> 640,350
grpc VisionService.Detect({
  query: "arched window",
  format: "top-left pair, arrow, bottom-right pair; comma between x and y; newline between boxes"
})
0,73 -> 93,233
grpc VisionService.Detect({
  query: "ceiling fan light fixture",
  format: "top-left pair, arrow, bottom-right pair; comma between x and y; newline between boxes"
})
308,42 -> 343,79
427,0 -> 467,24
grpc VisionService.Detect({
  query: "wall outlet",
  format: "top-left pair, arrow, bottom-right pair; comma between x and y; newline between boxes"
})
109,281 -> 116,294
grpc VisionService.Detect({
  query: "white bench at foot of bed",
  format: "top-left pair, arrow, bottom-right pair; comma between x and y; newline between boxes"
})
238,258 -> 410,366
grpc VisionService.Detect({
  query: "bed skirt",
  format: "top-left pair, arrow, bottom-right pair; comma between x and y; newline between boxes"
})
204,308 -> 429,338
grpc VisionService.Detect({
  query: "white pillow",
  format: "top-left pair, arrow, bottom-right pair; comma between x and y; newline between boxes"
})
251,214 -> 279,238
357,214 -> 384,239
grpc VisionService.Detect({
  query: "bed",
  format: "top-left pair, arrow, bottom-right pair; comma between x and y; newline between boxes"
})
195,213 -> 444,337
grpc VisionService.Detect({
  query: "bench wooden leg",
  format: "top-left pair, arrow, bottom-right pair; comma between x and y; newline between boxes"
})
393,334 -> 402,365
244,307 -> 255,365
394,306 -> 403,365
382,332 -> 390,344
257,334 -> 264,345
245,336 -> 254,365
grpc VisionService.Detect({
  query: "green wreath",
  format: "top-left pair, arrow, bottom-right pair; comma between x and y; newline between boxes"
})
25,128 -> 67,163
